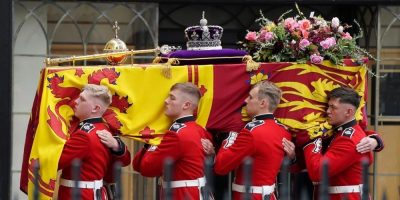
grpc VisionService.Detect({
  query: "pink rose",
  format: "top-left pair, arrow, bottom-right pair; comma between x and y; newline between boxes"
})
299,39 -> 311,50
264,31 -> 274,41
284,17 -> 298,31
245,31 -> 257,41
258,30 -> 267,42
301,30 -> 310,39
298,19 -> 312,31
310,54 -> 323,64
320,37 -> 336,49
328,37 -> 337,45
342,32 -> 352,40
258,30 -> 274,42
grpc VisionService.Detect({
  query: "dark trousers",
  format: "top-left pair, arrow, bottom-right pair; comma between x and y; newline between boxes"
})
292,171 -> 313,200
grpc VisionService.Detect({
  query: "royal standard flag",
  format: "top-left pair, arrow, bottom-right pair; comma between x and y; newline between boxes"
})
20,60 -> 367,199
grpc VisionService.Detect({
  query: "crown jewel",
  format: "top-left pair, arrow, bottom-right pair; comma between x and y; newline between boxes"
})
184,11 -> 223,50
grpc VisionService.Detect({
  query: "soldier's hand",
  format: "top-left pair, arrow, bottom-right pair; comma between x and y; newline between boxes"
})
97,130 -> 119,151
282,138 -> 296,160
356,136 -> 378,153
201,138 -> 215,155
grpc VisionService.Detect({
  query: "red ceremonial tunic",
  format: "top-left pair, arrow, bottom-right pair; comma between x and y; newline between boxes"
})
58,117 -> 112,200
214,114 -> 292,200
133,116 -> 210,200
303,120 -> 371,200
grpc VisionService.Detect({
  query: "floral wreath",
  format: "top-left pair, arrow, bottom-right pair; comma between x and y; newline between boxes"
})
239,4 -> 376,66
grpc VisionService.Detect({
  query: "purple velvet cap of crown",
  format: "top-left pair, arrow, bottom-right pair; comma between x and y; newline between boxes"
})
160,49 -> 248,65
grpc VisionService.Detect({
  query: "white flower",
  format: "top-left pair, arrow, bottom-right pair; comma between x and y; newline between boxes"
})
338,26 -> 344,33
316,18 -> 327,27
331,17 -> 340,28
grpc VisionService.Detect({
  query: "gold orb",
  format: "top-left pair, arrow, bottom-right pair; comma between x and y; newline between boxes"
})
104,38 -> 128,65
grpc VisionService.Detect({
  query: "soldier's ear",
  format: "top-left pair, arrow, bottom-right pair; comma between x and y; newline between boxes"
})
182,101 -> 191,110
345,107 -> 355,116
260,98 -> 269,108
92,104 -> 101,113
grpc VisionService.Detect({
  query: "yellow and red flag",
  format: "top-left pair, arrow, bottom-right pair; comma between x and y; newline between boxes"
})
21,64 -> 214,199
20,60 -> 367,199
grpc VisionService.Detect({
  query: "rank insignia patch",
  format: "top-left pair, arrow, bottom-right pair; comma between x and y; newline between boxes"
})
169,123 -> 186,133
342,127 -> 355,138
244,120 -> 264,131
80,123 -> 95,133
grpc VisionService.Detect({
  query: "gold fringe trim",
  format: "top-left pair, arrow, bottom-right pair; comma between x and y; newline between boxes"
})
162,58 -> 180,79
162,56 -> 244,61
156,55 -> 259,77
152,56 -> 163,64
242,55 -> 260,71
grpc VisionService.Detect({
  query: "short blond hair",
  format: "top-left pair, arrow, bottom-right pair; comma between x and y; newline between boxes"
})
83,84 -> 112,107
254,81 -> 282,112
170,82 -> 201,106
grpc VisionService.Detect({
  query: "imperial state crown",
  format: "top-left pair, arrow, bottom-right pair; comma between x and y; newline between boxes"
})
184,11 -> 223,50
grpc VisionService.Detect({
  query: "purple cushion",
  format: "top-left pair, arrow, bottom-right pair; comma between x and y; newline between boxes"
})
159,49 -> 248,65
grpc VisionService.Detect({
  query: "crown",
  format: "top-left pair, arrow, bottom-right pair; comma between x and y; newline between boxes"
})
184,11 -> 223,50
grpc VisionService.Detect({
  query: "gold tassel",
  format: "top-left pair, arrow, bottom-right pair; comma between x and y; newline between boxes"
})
152,56 -> 163,64
162,58 -> 180,79
242,55 -> 260,71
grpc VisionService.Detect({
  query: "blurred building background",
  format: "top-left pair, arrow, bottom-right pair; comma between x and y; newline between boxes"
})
2,0 -> 399,199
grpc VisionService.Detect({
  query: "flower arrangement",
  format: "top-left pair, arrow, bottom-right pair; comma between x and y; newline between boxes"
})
240,6 -> 374,65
